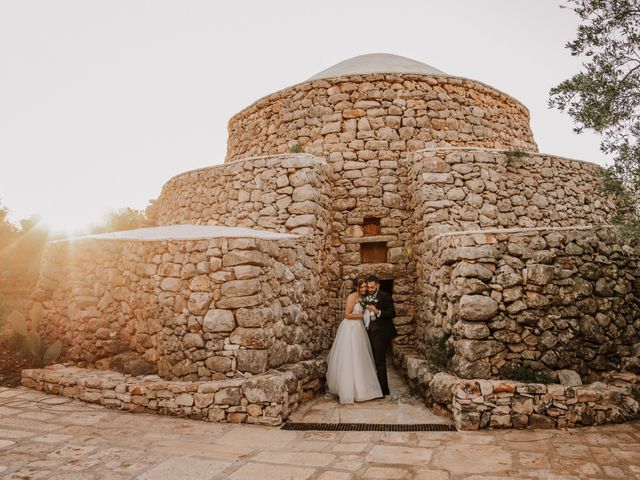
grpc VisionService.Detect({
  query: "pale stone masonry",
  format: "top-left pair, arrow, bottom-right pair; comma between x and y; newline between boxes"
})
22,361 -> 325,426
25,53 -> 639,428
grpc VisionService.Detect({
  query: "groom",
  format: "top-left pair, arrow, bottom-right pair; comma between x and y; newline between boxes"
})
364,275 -> 397,396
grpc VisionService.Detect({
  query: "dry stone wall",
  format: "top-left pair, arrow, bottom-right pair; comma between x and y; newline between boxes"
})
152,154 -> 331,235
408,148 -> 617,239
330,152 -> 416,344
32,234 -> 333,381
417,227 -> 640,380
445,371 -> 640,430
22,360 -> 325,426
226,74 -> 537,163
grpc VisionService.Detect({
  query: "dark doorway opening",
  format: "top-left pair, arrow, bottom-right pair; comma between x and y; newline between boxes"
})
379,279 -> 393,295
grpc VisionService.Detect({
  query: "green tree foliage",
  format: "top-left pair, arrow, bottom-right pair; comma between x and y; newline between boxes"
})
0,202 -> 49,324
91,207 -> 151,234
549,0 -> 640,240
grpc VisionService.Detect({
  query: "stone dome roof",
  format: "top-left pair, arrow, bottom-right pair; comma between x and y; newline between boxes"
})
308,53 -> 447,81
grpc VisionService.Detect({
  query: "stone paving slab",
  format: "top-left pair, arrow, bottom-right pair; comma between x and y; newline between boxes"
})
287,363 -> 451,426
1,386 -> 640,479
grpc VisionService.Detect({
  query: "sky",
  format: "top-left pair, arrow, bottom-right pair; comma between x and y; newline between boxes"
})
0,0 -> 607,234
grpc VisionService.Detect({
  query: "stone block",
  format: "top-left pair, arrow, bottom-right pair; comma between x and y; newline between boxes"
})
230,327 -> 271,348
458,295 -> 498,321
194,393 -> 214,408
188,292 -> 213,315
527,264 -> 555,285
222,250 -> 269,267
285,214 -> 317,229
236,349 -> 269,374
214,387 -> 242,406
422,172 -> 454,184
558,369 -> 582,386
203,309 -> 236,333
216,294 -> 262,309
175,393 -> 194,407
383,192 -> 404,208
183,333 -> 204,349
429,372 -> 460,404
456,339 -> 504,362
289,169 -> 318,187
443,246 -> 498,264
205,356 -> 232,372
243,375 -> 287,403
160,277 -> 181,292
233,266 -> 262,280
453,321 -> 490,340
292,184 -> 320,202
235,307 -> 273,328
528,414 -> 555,429
220,279 -> 261,298
189,275 -> 210,292
453,262 -> 493,281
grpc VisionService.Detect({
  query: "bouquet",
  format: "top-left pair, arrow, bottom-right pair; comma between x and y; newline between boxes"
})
359,294 -> 378,329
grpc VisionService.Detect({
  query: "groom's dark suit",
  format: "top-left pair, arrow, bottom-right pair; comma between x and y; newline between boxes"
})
367,289 -> 397,395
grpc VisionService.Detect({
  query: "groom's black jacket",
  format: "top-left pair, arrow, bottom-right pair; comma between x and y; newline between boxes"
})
373,289 -> 398,342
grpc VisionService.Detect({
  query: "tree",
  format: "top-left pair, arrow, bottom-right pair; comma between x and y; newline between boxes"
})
549,0 -> 640,240
90,207 -> 151,234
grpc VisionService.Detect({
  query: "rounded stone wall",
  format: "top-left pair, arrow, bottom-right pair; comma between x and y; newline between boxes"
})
226,74 -> 538,164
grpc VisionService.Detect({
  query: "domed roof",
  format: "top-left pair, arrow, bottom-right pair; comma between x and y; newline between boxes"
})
308,53 -> 447,81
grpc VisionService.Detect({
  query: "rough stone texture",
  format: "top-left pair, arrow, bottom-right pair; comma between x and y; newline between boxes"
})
409,149 -> 617,239
21,360 -> 325,426
225,74 -> 537,163
24,58 -> 640,430
446,371 -> 640,430
31,233 -> 331,381
415,227 -> 639,380
394,348 -> 640,431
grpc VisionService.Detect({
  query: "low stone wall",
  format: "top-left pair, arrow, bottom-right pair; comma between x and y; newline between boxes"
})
21,360 -> 325,426
393,348 -> 640,430
445,372 -> 640,430
226,74 -> 537,163
32,231 -> 333,380
415,226 -> 640,380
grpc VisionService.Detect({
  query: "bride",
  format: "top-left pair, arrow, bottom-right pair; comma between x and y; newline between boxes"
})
325,277 -> 382,403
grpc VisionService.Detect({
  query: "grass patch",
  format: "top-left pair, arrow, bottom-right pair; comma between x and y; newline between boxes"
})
426,332 -> 454,370
502,364 -> 555,384
504,149 -> 529,166
288,143 -> 303,153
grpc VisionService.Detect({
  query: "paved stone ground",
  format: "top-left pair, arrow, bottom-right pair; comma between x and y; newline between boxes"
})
1,373 -> 640,479
288,363 -> 451,425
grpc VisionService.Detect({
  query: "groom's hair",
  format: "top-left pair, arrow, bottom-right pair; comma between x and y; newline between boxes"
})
365,275 -> 380,284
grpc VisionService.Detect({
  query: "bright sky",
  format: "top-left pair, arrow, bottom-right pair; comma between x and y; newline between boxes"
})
0,1 -> 607,234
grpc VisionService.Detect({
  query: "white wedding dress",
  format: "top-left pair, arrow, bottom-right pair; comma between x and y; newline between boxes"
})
326,303 -> 382,403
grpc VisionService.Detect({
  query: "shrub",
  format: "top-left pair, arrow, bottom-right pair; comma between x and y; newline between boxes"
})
288,143 -> 303,153
7,304 -> 62,366
427,332 -> 454,370
504,149 -> 529,167
502,364 -> 555,384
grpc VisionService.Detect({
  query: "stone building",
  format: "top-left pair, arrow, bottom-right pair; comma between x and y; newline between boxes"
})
24,54 -> 640,429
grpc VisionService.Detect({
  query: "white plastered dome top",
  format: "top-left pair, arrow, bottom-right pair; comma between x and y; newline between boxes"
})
308,53 -> 447,81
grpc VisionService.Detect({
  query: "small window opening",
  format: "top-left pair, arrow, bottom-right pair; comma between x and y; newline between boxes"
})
361,242 -> 387,263
363,218 -> 381,236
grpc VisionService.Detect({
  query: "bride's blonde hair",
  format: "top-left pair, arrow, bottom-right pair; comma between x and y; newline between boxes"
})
353,276 -> 366,292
